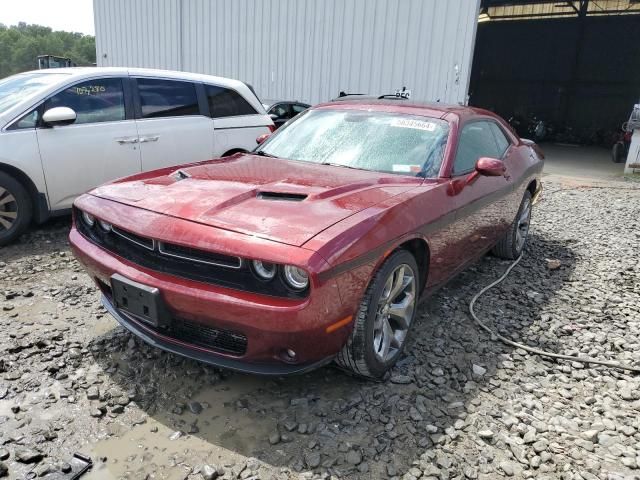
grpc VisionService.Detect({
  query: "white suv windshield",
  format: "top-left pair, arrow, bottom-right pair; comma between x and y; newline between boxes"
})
258,109 -> 449,177
0,72 -> 67,115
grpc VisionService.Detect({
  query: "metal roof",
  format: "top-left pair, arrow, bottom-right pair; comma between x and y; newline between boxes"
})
479,0 -> 640,20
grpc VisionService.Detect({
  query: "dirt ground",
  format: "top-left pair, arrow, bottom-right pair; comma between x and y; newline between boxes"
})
1,175 -> 639,480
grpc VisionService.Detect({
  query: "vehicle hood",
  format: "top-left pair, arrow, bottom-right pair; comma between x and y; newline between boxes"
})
91,153 -> 421,246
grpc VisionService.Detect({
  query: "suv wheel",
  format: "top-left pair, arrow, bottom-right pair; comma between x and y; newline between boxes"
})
335,250 -> 419,379
0,172 -> 32,246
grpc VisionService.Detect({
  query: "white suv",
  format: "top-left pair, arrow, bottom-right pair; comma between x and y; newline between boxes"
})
0,67 -> 275,245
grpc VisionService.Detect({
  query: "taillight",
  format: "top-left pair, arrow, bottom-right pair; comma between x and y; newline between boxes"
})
268,124 -> 276,133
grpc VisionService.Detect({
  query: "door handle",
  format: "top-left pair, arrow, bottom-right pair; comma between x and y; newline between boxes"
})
116,138 -> 139,144
139,135 -> 160,143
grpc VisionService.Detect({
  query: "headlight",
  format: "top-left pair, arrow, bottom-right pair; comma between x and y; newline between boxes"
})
252,260 -> 277,280
283,265 -> 309,290
98,219 -> 112,232
81,211 -> 95,227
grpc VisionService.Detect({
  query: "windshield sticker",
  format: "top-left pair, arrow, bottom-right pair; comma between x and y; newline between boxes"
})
392,164 -> 422,173
391,118 -> 437,132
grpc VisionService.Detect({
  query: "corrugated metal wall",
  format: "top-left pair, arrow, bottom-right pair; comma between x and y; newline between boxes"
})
94,0 -> 480,105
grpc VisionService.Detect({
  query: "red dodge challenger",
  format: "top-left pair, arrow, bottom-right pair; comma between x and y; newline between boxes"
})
70,100 -> 543,379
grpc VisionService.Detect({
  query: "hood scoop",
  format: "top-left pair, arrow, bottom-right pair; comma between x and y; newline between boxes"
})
257,191 -> 308,202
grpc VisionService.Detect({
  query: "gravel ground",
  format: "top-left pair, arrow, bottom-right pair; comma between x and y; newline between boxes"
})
0,177 -> 639,480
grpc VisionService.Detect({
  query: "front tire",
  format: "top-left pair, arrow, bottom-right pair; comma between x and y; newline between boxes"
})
335,250 -> 419,379
492,190 -> 532,260
0,172 -> 32,247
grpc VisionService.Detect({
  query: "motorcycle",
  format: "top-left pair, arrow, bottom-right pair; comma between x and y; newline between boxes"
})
612,122 -> 631,164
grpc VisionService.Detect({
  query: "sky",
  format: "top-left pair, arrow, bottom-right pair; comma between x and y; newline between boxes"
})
0,0 -> 95,35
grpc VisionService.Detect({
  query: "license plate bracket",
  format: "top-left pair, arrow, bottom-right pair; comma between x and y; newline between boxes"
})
110,274 -> 169,328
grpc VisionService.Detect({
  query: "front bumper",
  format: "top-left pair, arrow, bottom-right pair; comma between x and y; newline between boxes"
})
101,295 -> 334,375
70,228 -> 355,374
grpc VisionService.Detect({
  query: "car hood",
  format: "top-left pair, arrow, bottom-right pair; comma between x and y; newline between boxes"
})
91,153 -> 421,246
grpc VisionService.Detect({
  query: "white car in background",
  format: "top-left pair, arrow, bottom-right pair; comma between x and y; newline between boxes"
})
0,67 -> 275,245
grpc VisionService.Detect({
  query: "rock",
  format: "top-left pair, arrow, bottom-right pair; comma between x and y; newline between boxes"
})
0,462 -> 6,478
268,431 -> 280,445
169,430 -> 183,441
390,374 -> 412,384
345,450 -> 362,465
304,451 -> 321,469
15,448 -> 43,464
581,430 -> 599,442
201,464 -> 224,480
472,364 -> 487,376
86,386 -> 99,400
478,429 -> 494,440
546,259 -> 561,270
0,450 -> 7,461
188,401 -> 203,414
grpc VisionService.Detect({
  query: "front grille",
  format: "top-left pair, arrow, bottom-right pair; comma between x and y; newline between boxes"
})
170,318 -> 247,355
98,281 -> 248,356
76,208 -> 308,299
158,241 -> 242,269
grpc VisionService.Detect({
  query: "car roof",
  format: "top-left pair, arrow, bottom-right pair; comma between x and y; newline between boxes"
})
316,98 -> 494,121
262,99 -> 309,107
16,66 -> 249,91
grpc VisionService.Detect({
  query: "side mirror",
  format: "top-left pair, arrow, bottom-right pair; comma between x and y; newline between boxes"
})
42,107 -> 77,127
269,113 -> 279,121
475,157 -> 506,177
256,133 -> 271,145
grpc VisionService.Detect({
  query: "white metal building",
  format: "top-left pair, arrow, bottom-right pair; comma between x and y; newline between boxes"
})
93,0 -> 481,105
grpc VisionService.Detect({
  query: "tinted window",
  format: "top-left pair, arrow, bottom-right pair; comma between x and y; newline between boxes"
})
206,85 -> 257,118
44,78 -> 125,125
11,109 -> 39,130
137,78 -> 199,118
489,122 -> 510,157
292,104 -> 309,115
453,121 -> 501,175
269,103 -> 290,120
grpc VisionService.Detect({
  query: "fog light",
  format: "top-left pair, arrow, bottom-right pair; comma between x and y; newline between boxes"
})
286,349 -> 296,359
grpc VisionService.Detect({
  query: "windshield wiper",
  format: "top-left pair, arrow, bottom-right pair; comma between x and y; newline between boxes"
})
320,162 -> 367,171
254,150 -> 277,158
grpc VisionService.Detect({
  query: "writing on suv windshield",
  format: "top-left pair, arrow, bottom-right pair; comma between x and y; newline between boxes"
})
258,109 -> 449,177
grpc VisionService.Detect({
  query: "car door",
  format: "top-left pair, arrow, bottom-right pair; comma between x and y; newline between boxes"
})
449,120 -> 514,261
133,77 -> 214,171
268,103 -> 292,129
37,77 -> 141,210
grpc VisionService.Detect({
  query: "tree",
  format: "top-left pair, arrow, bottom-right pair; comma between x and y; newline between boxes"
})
0,22 -> 96,79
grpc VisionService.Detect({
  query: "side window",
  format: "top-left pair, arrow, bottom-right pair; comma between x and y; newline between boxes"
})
137,78 -> 199,119
489,122 -> 511,157
269,104 -> 290,120
206,85 -> 257,118
43,78 -> 125,125
10,109 -> 39,130
453,121 -> 501,175
291,104 -> 308,115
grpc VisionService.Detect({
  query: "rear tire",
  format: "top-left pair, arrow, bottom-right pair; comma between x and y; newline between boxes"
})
0,172 -> 32,247
612,143 -> 626,163
492,190 -> 532,260
335,250 -> 419,379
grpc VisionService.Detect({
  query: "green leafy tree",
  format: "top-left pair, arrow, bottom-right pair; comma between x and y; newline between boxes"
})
0,22 -> 96,78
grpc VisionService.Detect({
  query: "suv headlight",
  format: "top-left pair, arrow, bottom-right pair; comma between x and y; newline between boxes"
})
283,265 -> 309,290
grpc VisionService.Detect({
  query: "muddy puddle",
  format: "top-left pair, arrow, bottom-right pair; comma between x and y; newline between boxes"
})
87,375 -> 279,479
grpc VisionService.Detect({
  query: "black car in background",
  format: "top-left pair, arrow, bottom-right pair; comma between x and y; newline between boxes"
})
262,99 -> 311,129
